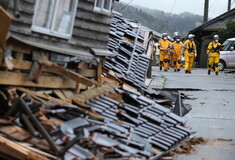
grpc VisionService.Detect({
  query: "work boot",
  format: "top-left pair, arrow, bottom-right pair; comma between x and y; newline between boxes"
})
215,72 -> 218,75
164,69 -> 168,72
185,70 -> 188,74
188,71 -> 191,74
160,66 -> 162,71
208,70 -> 211,75
177,69 -> 181,72
174,69 -> 176,72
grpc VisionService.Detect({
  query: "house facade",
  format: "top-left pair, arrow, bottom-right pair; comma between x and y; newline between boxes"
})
0,0 -> 116,88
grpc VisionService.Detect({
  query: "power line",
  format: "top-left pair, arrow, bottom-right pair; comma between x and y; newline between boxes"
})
159,0 -> 177,32
209,0 -> 217,10
121,0 -> 135,11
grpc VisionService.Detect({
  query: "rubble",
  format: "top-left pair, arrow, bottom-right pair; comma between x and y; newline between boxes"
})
0,85 -> 193,160
104,11 -> 150,90
0,4 -> 194,160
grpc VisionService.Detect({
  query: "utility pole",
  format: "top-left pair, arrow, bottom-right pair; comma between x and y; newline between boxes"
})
228,0 -> 231,11
203,0 -> 209,23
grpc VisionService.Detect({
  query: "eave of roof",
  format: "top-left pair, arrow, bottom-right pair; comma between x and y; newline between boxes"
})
190,8 -> 235,33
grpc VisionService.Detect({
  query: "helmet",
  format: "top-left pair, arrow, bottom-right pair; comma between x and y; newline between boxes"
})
173,32 -> 179,37
188,34 -> 195,39
162,33 -> 168,38
214,35 -> 219,40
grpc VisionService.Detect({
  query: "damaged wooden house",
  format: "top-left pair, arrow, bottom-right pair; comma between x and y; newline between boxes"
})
0,2 -> 195,160
0,0 -> 117,92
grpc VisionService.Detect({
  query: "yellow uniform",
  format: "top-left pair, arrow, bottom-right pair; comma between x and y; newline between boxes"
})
158,39 -> 171,71
207,41 -> 222,73
172,41 -> 183,71
182,40 -> 197,73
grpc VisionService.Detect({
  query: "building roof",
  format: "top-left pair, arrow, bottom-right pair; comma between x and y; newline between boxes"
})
190,8 -> 235,33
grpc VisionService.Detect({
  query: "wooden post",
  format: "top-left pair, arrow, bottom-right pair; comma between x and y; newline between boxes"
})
0,48 -> 3,66
75,81 -> 81,93
97,57 -> 103,84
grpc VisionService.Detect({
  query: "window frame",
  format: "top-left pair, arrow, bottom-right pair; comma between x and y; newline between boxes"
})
94,0 -> 112,15
31,0 -> 78,39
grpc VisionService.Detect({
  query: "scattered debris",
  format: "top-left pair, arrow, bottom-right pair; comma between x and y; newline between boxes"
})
104,12 -> 151,90
0,5 -> 194,160
169,137 -> 206,156
0,86 -> 193,159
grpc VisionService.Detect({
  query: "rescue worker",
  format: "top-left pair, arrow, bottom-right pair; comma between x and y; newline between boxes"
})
182,34 -> 197,74
167,35 -> 174,68
171,36 -> 184,72
207,35 -> 222,75
158,33 -> 172,71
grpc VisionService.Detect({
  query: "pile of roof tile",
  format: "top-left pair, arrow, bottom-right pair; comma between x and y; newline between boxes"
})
105,11 -> 150,90
0,86 -> 192,160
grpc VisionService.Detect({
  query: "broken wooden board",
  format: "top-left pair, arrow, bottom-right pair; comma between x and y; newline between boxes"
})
0,71 -> 76,89
0,125 -> 31,141
73,83 -> 118,103
0,6 -> 12,49
53,90 -> 68,101
17,87 -> 71,105
61,89 -> 74,100
0,136 -> 49,160
40,61 -> 99,87
0,60 -> 95,89
15,141 -> 57,160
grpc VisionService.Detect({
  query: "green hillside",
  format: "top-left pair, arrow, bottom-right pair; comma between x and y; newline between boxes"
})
113,3 -> 203,37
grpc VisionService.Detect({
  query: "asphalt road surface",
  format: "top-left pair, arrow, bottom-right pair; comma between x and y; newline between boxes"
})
149,67 -> 235,160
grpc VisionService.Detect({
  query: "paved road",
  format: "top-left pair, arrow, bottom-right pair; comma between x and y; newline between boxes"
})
148,67 -> 235,160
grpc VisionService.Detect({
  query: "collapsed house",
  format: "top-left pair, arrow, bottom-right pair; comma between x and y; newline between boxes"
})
0,1 -> 193,160
0,0 -> 115,89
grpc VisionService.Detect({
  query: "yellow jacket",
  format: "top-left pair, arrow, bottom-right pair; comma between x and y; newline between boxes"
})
158,40 -> 172,53
172,41 -> 183,56
182,40 -> 197,55
207,41 -> 222,54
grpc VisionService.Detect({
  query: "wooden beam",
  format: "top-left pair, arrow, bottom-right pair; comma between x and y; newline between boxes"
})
10,60 -> 32,70
2,60 -> 93,89
0,48 -> 3,66
0,71 -> 76,89
10,60 -> 96,78
12,42 -> 32,54
17,87 -> 71,105
79,69 -> 96,78
97,58 -> 103,84
40,61 -> 99,87
0,136 -> 49,160
73,83 -> 118,103
0,6 -> 12,49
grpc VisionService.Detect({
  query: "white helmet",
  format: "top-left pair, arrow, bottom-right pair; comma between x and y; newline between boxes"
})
162,33 -> 168,38
214,35 -> 219,40
188,34 -> 195,39
173,32 -> 179,37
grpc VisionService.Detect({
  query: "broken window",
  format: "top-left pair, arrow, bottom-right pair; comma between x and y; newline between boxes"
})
32,0 -> 78,38
94,0 -> 112,14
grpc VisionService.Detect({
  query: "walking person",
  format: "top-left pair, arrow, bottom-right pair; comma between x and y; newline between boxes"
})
182,34 -> 197,74
171,36 -> 184,72
158,33 -> 172,71
207,35 -> 223,75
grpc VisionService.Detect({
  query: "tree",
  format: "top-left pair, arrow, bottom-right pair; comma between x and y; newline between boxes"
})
218,21 -> 235,42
